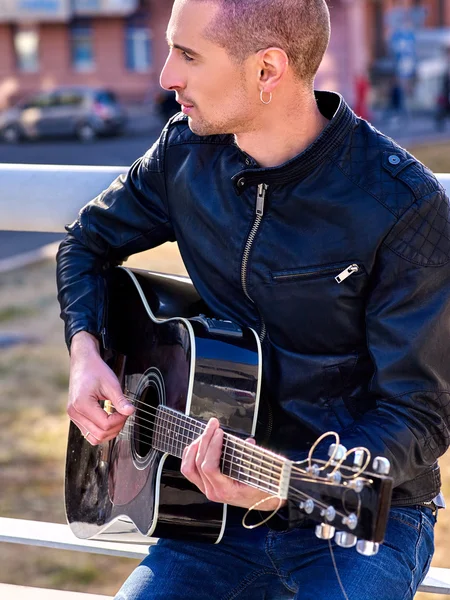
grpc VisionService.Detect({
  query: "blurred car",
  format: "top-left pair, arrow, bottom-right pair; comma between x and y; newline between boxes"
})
0,86 -> 127,143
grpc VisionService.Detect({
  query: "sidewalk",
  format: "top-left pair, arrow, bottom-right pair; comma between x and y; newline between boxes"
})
362,111 -> 450,147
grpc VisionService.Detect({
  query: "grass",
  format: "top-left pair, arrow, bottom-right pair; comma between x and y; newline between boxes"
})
0,305 -> 36,322
0,244 -> 186,595
407,141 -> 450,175
1,140 -> 450,597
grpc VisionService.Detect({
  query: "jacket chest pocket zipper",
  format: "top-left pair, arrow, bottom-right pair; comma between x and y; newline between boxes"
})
335,264 -> 360,283
272,263 -> 362,283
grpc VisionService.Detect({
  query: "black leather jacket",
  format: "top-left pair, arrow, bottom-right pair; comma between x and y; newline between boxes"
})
56,91 -> 450,506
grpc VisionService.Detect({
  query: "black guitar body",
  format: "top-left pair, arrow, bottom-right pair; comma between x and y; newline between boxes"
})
65,267 -> 261,544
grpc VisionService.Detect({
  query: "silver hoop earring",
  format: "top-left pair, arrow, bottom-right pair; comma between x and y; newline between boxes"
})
260,90 -> 272,105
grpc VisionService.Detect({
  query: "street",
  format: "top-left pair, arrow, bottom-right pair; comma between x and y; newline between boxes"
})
0,130 -> 160,167
1,110 -> 450,263
0,130 -> 161,262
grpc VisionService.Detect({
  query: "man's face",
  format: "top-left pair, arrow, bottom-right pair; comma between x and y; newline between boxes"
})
160,0 -> 258,136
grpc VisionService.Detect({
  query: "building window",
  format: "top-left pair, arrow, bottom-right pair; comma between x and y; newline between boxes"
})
14,26 -> 39,73
125,22 -> 152,72
70,20 -> 95,72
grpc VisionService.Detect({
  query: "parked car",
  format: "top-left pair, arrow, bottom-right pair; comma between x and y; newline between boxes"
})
0,86 -> 127,143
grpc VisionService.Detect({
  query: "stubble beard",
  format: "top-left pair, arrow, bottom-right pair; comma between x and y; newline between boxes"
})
187,75 -> 252,136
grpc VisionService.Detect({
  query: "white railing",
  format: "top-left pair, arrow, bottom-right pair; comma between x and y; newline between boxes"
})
1,164 -> 450,597
1,164 -> 450,233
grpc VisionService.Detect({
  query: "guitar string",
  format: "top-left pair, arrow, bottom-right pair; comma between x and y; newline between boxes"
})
127,419 -> 346,517
117,406 -> 366,492
119,413 -> 364,494
119,396 -> 286,474
116,414 -> 363,514
120,407 -> 363,487
124,391 -> 369,481
123,417 -> 361,501
125,420 -> 358,512
121,393 -> 366,480
117,410 -> 284,491
120,413 -> 284,481
121,423 -> 282,493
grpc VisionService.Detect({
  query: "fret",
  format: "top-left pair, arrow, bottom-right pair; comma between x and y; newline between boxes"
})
175,413 -> 182,458
167,411 -> 175,454
252,445 -> 261,487
231,439 -> 240,480
153,407 -> 160,451
222,435 -> 231,477
268,457 -> 275,491
241,442 -> 252,485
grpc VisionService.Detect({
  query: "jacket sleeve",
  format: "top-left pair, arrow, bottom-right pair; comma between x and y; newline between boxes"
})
56,132 -> 175,350
336,186 -> 450,490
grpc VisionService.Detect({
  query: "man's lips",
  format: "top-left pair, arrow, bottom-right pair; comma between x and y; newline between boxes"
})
179,101 -> 194,108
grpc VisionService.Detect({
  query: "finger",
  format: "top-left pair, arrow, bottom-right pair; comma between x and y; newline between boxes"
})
70,415 -> 124,445
69,395 -> 128,432
181,439 -> 206,493
200,428 -> 226,500
101,379 -> 135,417
195,418 -> 219,476
195,420 -> 228,500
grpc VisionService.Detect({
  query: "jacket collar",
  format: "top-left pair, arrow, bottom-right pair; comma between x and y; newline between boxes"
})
232,91 -> 357,193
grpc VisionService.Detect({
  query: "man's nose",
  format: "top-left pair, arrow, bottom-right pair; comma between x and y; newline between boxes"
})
160,54 -> 184,91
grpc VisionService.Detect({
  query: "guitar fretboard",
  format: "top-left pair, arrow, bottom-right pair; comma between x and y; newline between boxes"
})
152,405 -> 286,496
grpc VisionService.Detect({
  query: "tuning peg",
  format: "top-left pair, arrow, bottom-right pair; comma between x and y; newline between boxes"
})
306,463 -> 320,477
315,523 -> 336,540
320,506 -> 336,522
347,478 -> 364,493
327,471 -> 342,484
356,540 -> 380,556
341,513 -> 358,530
353,449 -> 365,468
328,443 -> 347,461
299,499 -> 315,514
334,531 -> 357,548
372,456 -> 391,475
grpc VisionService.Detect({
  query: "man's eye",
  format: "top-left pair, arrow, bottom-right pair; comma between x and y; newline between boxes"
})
181,51 -> 194,62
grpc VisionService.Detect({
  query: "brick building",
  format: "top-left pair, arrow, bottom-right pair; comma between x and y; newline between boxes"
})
1,0 -> 442,112
0,0 -> 172,109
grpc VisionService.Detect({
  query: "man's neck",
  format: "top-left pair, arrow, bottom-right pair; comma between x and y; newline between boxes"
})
235,94 -> 329,168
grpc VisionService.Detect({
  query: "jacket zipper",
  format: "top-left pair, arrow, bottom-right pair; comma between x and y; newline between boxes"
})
335,264 -> 360,283
241,183 -> 268,342
273,263 -> 361,283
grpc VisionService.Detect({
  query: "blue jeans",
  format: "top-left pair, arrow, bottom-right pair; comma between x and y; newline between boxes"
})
115,505 -> 435,600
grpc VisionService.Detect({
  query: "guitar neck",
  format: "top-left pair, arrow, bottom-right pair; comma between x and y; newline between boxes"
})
152,405 -> 288,497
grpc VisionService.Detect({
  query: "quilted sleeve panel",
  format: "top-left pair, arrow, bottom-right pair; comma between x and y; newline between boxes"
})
383,187 -> 450,266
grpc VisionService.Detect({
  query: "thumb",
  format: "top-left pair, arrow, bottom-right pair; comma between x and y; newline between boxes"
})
245,437 -> 256,445
106,382 -> 135,416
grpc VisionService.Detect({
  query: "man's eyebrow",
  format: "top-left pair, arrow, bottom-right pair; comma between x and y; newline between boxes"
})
166,34 -> 202,58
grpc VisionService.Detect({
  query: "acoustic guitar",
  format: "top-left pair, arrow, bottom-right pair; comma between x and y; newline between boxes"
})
65,267 -> 392,555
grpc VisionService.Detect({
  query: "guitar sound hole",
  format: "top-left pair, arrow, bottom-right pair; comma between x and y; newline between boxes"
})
134,383 -> 159,459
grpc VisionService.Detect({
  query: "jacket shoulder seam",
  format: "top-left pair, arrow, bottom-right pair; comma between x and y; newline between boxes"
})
329,156 -> 401,218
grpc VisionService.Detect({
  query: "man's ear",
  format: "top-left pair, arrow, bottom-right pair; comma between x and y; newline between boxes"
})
256,47 -> 289,93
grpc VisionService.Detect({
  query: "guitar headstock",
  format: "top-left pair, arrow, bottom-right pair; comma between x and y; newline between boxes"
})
287,441 -> 393,555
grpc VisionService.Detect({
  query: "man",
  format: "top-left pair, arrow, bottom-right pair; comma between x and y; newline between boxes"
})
436,47 -> 450,130
56,0 -> 450,598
